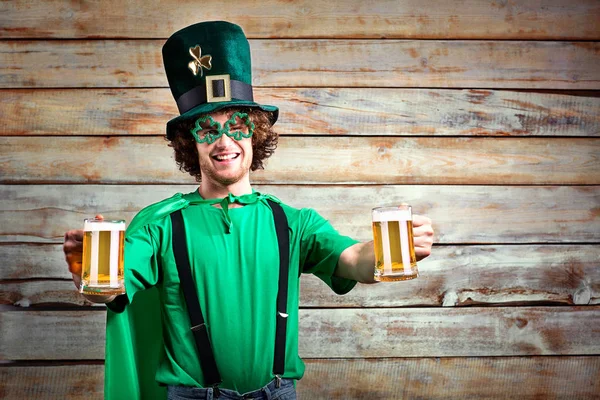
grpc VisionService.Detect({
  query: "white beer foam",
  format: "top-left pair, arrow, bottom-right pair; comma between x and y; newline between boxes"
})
372,209 -> 412,222
84,221 -> 126,231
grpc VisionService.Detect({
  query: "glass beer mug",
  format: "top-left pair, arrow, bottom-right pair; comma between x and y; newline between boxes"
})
372,205 -> 418,281
80,218 -> 126,295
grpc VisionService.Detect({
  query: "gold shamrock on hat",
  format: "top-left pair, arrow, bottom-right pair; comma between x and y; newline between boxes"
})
188,45 -> 212,76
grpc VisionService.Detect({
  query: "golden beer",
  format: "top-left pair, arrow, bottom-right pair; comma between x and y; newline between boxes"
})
81,219 -> 126,295
372,206 -> 418,281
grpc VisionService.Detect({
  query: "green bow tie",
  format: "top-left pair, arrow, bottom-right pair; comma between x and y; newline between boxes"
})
125,190 -> 280,236
188,190 -> 280,233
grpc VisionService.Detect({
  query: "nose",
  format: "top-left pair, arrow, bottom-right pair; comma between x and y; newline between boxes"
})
215,131 -> 235,145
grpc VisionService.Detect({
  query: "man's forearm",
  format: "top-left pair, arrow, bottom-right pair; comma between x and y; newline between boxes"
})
336,241 -> 378,283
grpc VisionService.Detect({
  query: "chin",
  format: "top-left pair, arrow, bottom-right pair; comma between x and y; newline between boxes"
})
217,177 -> 241,186
200,159 -> 251,187
213,171 -> 247,186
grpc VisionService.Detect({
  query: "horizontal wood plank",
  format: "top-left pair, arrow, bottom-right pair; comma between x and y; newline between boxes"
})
2,40 -> 599,89
301,244 -> 599,307
0,365 -> 104,400
2,307 -> 598,360
0,310 -> 107,360
2,245 -> 598,307
2,137 -> 599,185
1,281 -> 96,308
298,306 -> 600,357
0,243 -> 68,279
2,357 -> 599,399
2,0 -> 599,40
300,357 -> 600,399
2,185 -> 598,244
2,88 -> 599,137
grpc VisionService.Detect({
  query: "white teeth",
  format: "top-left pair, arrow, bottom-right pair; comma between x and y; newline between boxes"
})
214,153 -> 238,161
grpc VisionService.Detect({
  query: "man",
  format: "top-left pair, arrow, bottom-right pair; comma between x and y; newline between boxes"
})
64,21 -> 434,400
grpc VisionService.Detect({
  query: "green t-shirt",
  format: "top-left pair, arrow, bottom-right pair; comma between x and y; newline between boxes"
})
111,190 -> 358,393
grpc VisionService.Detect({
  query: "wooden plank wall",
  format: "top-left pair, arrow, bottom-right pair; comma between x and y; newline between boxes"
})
1,1 -> 599,399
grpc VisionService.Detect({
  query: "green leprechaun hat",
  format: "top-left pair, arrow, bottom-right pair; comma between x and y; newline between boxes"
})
163,21 -> 278,140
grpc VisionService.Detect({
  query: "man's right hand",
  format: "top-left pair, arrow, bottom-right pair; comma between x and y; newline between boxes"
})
64,214 -> 104,284
64,226 -> 86,290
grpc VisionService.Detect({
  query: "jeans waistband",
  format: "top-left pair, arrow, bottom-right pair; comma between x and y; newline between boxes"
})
167,377 -> 295,400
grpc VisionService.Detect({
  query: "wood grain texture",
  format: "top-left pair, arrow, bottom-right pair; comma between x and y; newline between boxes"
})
2,137 -> 599,185
0,243 -> 69,279
2,0 -> 599,40
2,1 -> 599,398
2,88 -> 599,137
301,244 -> 599,307
2,40 -> 599,89
0,311 -> 106,360
2,307 -> 599,360
1,185 -> 598,244
2,245 -> 598,307
0,365 -> 104,400
2,357 -> 599,399
304,307 -> 600,358
1,281 -> 99,308
299,357 -> 600,399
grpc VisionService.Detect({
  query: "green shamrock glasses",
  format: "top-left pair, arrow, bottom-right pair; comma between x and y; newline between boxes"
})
190,112 -> 255,144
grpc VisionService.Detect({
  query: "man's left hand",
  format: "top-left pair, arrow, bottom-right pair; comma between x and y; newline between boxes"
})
413,215 -> 434,261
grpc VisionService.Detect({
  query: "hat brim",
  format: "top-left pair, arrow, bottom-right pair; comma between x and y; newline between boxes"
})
166,100 -> 279,140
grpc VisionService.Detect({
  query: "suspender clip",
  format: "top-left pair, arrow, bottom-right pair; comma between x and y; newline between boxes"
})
190,322 -> 207,332
212,385 -> 221,398
275,375 -> 282,388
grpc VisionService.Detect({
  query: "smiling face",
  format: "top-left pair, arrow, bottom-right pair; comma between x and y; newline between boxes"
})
168,107 -> 279,190
195,110 -> 254,189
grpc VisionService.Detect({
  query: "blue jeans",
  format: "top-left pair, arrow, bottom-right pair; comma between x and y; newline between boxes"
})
167,378 -> 296,400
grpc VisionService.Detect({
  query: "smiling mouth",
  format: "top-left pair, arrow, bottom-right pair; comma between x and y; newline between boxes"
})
212,153 -> 240,162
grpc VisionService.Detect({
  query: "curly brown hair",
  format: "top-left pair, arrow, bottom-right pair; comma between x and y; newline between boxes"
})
167,107 -> 278,182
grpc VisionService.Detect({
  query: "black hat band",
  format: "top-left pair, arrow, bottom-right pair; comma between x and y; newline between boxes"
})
176,75 -> 254,115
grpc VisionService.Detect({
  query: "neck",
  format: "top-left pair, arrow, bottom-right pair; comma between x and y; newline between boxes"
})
198,175 -> 253,200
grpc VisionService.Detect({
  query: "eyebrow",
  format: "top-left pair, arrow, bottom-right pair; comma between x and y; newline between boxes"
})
198,122 -> 219,130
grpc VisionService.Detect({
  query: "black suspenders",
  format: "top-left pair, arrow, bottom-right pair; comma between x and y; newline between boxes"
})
170,209 -> 222,387
269,200 -> 290,378
169,199 -> 290,393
